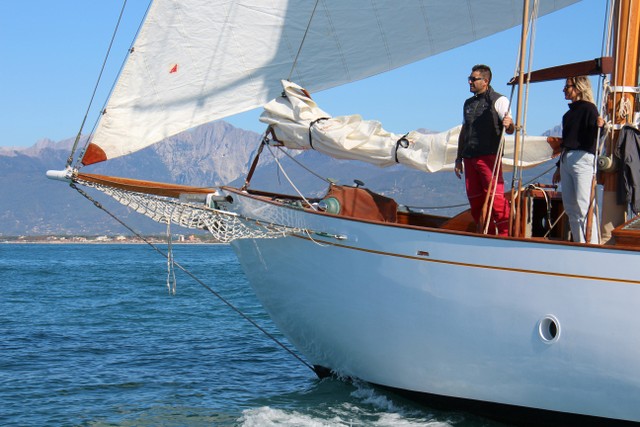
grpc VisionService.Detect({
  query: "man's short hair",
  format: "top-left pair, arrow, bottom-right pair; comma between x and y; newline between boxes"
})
472,64 -> 492,83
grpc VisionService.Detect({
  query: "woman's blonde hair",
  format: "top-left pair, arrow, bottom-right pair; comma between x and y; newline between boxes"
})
568,76 -> 595,104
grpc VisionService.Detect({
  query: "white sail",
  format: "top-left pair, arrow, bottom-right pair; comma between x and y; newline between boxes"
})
261,80 -> 555,172
84,0 -> 578,165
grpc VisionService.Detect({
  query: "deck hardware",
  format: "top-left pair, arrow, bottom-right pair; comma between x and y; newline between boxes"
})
315,231 -> 347,240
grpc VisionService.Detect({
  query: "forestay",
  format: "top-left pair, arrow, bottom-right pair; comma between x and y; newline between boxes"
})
261,81 -> 556,172
82,0 -> 578,166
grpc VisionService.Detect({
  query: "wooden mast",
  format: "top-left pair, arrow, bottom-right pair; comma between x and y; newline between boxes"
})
509,0 -> 530,237
600,0 -> 640,242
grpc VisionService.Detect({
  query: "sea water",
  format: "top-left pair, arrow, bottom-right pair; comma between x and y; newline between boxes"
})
0,244 -> 502,426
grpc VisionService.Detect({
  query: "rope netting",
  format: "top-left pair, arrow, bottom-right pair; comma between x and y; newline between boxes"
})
76,177 -> 300,243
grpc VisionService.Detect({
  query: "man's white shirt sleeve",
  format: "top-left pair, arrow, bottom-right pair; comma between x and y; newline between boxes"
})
494,96 -> 511,120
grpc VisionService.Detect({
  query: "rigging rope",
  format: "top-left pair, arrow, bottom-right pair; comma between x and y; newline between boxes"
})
274,145 -> 332,185
267,139 -> 470,212
166,218 -> 177,295
521,0 -> 540,135
513,0 -> 541,203
405,202 -> 469,211
580,0 -> 617,242
67,0 -> 129,167
73,0 -> 153,170
288,0 -> 321,81
265,145 -> 318,210
69,182 -> 317,374
504,0 -> 541,236
480,71 -> 524,236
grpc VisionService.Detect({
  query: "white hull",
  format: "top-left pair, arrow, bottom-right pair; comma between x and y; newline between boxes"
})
227,190 -> 640,423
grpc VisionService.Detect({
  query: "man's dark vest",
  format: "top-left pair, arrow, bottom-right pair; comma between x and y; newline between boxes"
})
461,87 -> 503,158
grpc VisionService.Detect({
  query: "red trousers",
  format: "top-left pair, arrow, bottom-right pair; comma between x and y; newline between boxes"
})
463,154 -> 510,236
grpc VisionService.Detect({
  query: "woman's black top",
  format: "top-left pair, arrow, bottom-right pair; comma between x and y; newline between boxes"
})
561,100 -> 599,154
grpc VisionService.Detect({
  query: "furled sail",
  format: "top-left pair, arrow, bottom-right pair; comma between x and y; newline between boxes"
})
82,0 -> 578,166
261,81 -> 558,172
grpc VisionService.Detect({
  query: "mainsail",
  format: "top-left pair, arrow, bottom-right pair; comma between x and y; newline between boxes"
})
82,0 -> 578,166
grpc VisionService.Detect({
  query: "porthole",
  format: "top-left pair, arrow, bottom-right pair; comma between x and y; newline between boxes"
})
539,315 -> 561,343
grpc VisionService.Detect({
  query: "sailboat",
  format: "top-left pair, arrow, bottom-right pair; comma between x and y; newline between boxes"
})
47,0 -> 640,425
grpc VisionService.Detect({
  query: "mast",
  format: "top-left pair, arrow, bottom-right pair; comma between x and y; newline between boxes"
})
509,0 -> 531,237
600,0 -> 640,242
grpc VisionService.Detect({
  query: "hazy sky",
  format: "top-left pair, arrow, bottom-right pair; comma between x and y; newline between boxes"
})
1,0 -> 607,149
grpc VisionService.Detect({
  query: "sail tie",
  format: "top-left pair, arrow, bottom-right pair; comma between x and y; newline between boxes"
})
394,133 -> 410,163
308,117 -> 330,149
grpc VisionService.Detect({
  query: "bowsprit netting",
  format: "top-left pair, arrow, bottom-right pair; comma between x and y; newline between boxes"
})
75,177 -> 299,243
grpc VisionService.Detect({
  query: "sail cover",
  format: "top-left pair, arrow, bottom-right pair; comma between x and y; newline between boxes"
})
83,0 -> 578,165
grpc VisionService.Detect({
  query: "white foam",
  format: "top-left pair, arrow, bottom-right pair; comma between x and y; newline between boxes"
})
349,381 -> 455,426
238,380 -> 457,426
350,381 -> 400,413
239,401 -> 454,427
239,406 -> 350,426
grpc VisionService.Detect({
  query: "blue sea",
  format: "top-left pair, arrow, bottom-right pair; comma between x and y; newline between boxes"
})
1,243 -> 503,426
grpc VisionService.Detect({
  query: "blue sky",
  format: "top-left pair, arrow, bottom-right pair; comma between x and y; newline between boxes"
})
0,0 -> 606,149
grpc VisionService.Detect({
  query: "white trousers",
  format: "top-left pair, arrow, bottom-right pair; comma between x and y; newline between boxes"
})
560,150 -> 599,243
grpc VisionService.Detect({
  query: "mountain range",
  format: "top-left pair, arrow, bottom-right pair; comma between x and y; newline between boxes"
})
0,120 -> 556,236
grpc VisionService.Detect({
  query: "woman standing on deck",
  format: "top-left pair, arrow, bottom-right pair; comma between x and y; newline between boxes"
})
552,76 -> 604,244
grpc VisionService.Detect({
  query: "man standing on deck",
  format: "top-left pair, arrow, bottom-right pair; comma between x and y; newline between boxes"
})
455,64 -> 515,236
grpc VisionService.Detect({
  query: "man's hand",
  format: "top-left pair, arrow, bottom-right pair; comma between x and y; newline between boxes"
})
503,116 -> 515,134
454,159 -> 464,179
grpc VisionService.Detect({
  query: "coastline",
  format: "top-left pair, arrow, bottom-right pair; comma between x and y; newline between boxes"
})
0,235 -> 225,245
1,241 -> 226,245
